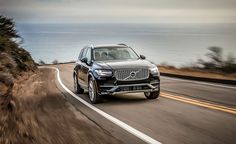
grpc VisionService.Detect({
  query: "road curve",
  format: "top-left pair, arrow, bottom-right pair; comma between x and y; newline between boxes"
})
54,63 -> 236,144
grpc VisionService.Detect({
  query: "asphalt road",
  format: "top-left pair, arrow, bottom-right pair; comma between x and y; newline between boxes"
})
54,63 -> 236,144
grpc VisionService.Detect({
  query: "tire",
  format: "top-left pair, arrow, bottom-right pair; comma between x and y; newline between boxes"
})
88,78 -> 101,104
74,76 -> 84,94
144,90 -> 160,99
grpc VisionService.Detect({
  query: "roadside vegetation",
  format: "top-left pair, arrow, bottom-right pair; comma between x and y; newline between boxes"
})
52,59 -> 58,65
38,59 -> 46,65
159,46 -> 236,80
0,15 -> 37,143
197,46 -> 236,74
0,15 -> 36,76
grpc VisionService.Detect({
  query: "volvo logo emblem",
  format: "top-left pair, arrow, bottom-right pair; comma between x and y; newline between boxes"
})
130,71 -> 136,78
123,70 -> 141,80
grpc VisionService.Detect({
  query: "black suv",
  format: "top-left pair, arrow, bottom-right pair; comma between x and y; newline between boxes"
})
73,44 -> 160,103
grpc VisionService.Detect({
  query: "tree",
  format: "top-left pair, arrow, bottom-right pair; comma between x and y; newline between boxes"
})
0,15 -> 20,52
0,15 -> 19,39
222,54 -> 236,73
52,59 -> 58,65
198,46 -> 223,70
197,46 -> 236,73
38,59 -> 46,65
206,46 -> 223,68
0,15 -> 36,74
225,54 -> 235,65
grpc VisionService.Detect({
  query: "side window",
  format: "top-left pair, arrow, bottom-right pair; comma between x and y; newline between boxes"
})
81,48 -> 88,60
78,48 -> 84,60
85,48 -> 91,63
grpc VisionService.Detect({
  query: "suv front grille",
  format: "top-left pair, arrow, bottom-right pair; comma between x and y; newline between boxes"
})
114,69 -> 149,81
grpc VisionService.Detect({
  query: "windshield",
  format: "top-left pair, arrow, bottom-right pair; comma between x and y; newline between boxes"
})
93,47 -> 139,61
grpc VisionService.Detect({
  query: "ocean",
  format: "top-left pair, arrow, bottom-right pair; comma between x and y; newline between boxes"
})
16,23 -> 236,67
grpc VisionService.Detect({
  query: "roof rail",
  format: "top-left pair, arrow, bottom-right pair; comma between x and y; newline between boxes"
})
117,43 -> 127,46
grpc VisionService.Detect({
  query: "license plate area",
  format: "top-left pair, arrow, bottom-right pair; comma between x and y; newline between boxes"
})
119,85 -> 150,92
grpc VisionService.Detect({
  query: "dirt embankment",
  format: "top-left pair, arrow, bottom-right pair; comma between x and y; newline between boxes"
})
1,68 -> 122,144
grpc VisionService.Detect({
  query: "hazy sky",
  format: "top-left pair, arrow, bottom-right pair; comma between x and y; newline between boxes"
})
0,0 -> 236,23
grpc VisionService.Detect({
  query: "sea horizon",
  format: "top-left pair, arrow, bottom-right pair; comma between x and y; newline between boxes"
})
16,22 -> 236,67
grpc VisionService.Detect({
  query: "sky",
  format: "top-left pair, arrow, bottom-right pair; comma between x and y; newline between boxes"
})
0,0 -> 236,23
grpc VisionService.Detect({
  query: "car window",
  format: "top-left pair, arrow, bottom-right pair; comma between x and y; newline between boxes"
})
78,48 -> 85,60
81,48 -> 88,60
85,47 -> 91,63
93,47 -> 139,61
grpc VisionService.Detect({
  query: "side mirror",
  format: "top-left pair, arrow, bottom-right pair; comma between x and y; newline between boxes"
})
81,57 -> 88,63
140,55 -> 146,60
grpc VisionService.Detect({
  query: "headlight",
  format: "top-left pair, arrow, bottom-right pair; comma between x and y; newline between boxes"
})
149,67 -> 160,76
95,69 -> 112,76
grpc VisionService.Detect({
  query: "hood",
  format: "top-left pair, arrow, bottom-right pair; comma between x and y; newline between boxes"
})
94,59 -> 155,70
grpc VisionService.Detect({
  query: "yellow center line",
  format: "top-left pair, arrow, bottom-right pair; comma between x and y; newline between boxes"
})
160,92 -> 236,115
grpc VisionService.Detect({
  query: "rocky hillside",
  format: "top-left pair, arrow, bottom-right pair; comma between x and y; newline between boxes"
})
0,15 -> 37,143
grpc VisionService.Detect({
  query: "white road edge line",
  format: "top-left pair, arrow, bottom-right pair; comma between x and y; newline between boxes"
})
46,67 -> 162,144
161,76 -> 236,90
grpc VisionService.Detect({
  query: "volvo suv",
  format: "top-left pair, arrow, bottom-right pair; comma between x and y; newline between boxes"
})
73,44 -> 160,104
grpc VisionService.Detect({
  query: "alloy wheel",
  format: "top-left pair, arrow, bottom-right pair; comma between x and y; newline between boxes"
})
89,80 -> 95,101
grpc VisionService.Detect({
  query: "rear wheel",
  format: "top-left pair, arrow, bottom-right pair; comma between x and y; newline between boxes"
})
144,90 -> 160,99
74,76 -> 84,94
88,78 -> 101,104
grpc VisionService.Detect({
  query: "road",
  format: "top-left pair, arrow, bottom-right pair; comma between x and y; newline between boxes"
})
54,63 -> 236,144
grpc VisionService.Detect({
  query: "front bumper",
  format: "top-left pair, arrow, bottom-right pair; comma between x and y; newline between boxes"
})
96,76 -> 160,95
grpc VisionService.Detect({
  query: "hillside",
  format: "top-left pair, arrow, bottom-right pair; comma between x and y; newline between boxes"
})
0,15 -> 122,144
0,15 -> 37,143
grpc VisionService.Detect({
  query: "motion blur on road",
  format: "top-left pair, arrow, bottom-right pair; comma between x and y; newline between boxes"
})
55,63 -> 236,144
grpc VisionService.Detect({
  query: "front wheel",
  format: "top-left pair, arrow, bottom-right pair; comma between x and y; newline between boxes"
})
88,78 -> 101,104
144,90 -> 160,99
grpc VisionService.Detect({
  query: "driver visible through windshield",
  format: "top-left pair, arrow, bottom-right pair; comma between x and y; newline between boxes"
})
93,47 -> 139,61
